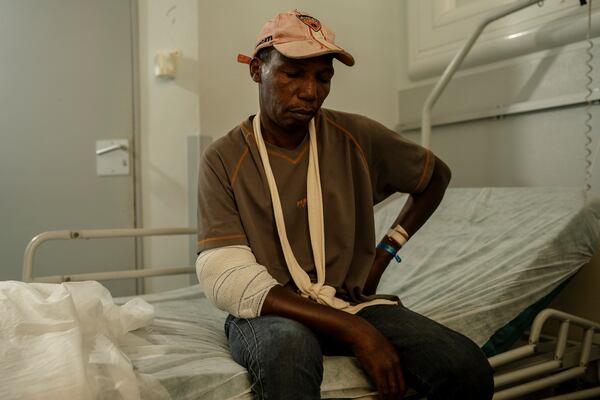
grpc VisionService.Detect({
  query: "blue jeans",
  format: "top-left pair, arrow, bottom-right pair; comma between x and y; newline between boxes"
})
225,304 -> 494,400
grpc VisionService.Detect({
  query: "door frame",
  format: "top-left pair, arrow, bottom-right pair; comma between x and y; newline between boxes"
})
129,0 -> 145,294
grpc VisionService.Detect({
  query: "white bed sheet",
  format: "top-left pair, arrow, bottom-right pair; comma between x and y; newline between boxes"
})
115,187 -> 600,399
376,187 -> 600,346
116,286 -> 375,399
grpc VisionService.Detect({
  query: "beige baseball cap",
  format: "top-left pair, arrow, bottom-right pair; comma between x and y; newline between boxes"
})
238,9 -> 355,66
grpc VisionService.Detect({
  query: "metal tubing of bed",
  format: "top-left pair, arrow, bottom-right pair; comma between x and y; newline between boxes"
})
494,360 -> 562,388
490,308 -> 600,398
580,328 -> 595,366
554,320 -> 570,360
29,267 -> 197,284
489,344 -> 536,368
420,0 -> 540,149
493,366 -> 587,400
22,228 -> 197,282
529,309 -> 600,345
542,387 -> 600,400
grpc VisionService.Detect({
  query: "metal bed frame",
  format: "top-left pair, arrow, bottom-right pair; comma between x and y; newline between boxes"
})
418,0 -> 600,398
21,1 -> 600,398
22,228 -> 196,284
22,227 -> 600,399
421,0 -> 556,149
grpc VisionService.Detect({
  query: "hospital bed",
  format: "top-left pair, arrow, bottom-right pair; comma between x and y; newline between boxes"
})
7,1 -> 600,398
11,186 -> 600,400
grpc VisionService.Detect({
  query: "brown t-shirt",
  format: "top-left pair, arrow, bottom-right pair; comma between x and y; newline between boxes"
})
197,108 -> 434,303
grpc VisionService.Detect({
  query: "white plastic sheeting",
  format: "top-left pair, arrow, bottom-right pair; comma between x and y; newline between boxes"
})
0,280 -> 168,400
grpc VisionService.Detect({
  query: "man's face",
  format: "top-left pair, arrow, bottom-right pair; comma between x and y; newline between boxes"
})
256,50 -> 334,131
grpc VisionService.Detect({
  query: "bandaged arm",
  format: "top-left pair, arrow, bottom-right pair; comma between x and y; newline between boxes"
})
196,245 -> 279,318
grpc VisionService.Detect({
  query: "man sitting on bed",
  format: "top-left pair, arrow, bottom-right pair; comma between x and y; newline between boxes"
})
196,9 -> 493,400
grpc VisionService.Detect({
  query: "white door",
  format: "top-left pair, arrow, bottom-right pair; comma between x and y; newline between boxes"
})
0,0 -> 137,296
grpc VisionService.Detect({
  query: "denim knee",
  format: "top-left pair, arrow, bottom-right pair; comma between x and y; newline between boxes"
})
262,317 -> 324,370
433,336 -> 494,400
358,306 -> 494,399
226,315 -> 323,400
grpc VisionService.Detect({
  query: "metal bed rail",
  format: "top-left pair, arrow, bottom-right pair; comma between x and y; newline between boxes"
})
20,229 -> 600,398
490,308 -> 600,400
420,0 -> 542,149
22,228 -> 197,283
419,0 -> 600,397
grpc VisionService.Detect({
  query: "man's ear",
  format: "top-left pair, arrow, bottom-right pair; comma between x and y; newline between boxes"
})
249,58 -> 261,83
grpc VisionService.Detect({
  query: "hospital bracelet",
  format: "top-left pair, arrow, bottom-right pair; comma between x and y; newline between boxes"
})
376,241 -> 402,263
387,225 -> 409,248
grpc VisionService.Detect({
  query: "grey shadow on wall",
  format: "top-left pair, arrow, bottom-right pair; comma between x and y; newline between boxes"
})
495,6 -> 599,185
155,55 -> 200,95
174,56 -> 200,95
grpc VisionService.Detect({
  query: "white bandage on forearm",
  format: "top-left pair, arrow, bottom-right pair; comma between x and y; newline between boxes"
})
196,245 -> 279,318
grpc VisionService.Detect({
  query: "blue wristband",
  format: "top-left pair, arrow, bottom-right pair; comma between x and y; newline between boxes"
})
377,242 -> 402,263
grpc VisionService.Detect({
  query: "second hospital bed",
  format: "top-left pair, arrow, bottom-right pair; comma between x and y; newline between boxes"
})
18,186 -> 600,399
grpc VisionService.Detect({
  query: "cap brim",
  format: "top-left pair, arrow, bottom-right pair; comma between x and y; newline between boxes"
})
274,40 -> 355,66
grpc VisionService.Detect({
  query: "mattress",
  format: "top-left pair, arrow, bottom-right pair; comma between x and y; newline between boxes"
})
116,286 -> 375,400
374,187 -> 600,348
116,187 -> 600,399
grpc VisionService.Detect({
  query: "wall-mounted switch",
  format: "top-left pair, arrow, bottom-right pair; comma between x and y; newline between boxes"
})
155,50 -> 181,79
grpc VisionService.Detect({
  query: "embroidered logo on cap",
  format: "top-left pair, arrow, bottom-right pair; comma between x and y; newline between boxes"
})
256,35 -> 273,48
296,14 -> 322,32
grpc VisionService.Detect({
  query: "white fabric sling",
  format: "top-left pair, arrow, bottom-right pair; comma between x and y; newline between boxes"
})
253,112 -> 396,314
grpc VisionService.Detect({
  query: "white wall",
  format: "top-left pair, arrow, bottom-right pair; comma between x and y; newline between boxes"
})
138,0 -> 600,293
137,1 -> 404,293
396,1 -> 600,191
138,0 -> 200,292
1,0 -> 136,296
402,106 -> 600,188
197,0 -> 402,140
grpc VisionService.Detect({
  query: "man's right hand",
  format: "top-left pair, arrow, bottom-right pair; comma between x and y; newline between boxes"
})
350,320 -> 407,400
261,285 -> 406,399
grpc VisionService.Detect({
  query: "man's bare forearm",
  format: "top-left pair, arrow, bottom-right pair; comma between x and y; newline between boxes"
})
260,285 -> 407,397
394,155 -> 451,236
261,285 -> 370,343
364,156 -> 451,295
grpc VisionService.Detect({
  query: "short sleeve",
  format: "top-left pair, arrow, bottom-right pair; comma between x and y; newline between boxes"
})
197,147 -> 249,253
367,120 -> 435,204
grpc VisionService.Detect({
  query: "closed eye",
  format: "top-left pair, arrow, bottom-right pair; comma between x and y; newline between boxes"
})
318,73 -> 333,83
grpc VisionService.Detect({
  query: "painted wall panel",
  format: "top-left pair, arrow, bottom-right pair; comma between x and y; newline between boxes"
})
398,38 -> 600,130
408,0 -> 600,79
0,0 -> 136,295
138,0 -> 201,293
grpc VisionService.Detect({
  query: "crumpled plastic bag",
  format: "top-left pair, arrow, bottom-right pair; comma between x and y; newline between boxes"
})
0,280 -> 167,400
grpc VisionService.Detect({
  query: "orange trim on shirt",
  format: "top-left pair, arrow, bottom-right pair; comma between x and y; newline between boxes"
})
197,234 -> 246,246
231,146 -> 249,186
241,120 -> 310,165
267,144 -> 309,164
231,122 -> 258,187
414,149 -> 433,193
240,121 -> 253,139
323,116 -> 370,173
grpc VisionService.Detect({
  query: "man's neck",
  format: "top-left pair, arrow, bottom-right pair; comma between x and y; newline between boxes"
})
259,114 -> 309,150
